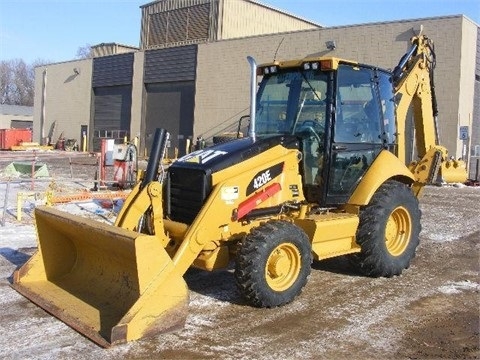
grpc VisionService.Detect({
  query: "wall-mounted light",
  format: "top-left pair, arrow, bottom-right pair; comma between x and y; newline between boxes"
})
326,40 -> 336,51
73,67 -> 80,75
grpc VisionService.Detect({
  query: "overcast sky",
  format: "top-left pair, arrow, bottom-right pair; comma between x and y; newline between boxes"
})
1,0 -> 479,64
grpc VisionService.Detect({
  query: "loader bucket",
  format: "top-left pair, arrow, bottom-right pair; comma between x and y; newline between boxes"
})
12,206 -> 189,347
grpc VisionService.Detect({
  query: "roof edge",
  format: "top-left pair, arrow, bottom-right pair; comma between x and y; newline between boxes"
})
247,0 -> 323,28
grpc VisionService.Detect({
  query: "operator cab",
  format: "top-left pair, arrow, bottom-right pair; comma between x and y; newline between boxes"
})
255,59 -> 396,206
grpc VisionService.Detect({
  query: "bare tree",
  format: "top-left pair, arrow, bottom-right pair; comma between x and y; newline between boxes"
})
13,59 -> 32,106
76,44 -> 93,59
0,58 -> 51,106
0,60 -> 14,105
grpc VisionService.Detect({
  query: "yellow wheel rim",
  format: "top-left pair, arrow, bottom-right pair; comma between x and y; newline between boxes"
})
385,206 -> 412,256
265,243 -> 301,291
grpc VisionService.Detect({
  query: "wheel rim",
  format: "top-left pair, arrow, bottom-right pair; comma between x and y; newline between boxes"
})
265,243 -> 301,291
385,206 -> 412,256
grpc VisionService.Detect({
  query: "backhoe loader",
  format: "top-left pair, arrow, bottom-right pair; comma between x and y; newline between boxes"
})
12,32 -> 467,347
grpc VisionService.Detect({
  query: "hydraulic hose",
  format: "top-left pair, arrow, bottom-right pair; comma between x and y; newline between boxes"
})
142,128 -> 168,189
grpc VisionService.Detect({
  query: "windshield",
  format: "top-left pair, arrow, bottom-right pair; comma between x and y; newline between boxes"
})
255,70 -> 328,137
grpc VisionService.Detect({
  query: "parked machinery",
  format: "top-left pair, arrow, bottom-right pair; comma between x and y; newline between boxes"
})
13,33 -> 467,347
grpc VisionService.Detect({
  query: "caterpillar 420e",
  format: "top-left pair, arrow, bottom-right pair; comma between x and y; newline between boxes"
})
13,33 -> 467,347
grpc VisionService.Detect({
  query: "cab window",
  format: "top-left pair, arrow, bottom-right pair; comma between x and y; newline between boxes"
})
334,65 -> 382,144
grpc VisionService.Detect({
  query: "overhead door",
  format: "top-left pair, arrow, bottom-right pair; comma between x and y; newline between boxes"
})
11,120 -> 33,129
92,85 -> 132,151
145,81 -> 195,157
92,53 -> 134,151
144,45 -> 197,156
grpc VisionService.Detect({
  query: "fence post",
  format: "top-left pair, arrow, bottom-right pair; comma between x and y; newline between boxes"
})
1,179 -> 11,226
17,192 -> 23,221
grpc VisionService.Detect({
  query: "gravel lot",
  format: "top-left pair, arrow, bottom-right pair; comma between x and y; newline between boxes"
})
0,151 -> 479,359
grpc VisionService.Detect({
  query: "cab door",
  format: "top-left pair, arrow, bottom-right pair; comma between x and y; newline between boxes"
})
324,64 -> 388,205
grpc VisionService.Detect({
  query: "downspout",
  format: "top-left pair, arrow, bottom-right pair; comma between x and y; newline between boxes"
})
40,68 -> 47,144
247,56 -> 257,141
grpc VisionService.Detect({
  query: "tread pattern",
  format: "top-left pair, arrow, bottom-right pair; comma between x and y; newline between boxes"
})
352,180 -> 421,277
235,220 -> 312,308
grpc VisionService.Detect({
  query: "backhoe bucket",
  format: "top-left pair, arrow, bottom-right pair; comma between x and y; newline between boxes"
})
440,159 -> 467,184
12,206 -> 189,347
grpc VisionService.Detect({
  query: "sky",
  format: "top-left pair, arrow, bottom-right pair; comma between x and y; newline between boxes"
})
1,0 -> 479,65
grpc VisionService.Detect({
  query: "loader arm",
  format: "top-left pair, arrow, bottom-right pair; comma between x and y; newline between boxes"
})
115,127 -> 170,241
392,34 -> 467,193
114,181 -> 171,248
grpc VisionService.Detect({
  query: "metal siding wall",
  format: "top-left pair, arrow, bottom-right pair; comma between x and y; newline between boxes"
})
92,53 -> 134,87
220,0 -> 318,39
144,45 -> 197,83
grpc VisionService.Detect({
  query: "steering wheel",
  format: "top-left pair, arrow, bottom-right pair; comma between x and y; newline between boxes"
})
295,120 -> 324,144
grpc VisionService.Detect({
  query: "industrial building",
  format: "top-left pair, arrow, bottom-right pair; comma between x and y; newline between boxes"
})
0,104 -> 33,129
32,0 -> 479,174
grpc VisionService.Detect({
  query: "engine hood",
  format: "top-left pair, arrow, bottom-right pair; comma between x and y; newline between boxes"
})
170,135 -> 299,174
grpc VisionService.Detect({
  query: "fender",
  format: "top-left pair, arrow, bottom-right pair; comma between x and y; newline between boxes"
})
348,150 -> 415,206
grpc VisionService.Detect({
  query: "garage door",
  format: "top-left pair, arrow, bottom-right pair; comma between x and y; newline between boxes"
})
92,53 -> 134,151
92,85 -> 132,151
144,45 -> 197,157
145,81 -> 195,157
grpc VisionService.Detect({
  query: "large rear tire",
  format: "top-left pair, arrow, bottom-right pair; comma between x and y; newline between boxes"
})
352,180 -> 421,277
235,220 -> 312,307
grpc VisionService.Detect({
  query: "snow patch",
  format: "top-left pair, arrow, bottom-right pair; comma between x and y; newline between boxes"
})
437,280 -> 479,294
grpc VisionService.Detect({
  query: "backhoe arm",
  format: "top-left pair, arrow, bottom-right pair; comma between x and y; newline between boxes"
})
392,34 -> 466,192
393,34 -> 439,165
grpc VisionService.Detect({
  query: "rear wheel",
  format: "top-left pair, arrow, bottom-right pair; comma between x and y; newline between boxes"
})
351,180 -> 421,277
235,220 -> 312,307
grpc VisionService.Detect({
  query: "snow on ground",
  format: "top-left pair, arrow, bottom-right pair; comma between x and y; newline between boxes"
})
0,175 -> 479,359
419,184 -> 480,242
437,280 -> 480,295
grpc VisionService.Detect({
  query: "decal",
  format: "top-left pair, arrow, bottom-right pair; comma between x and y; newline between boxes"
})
221,186 -> 239,203
289,184 -> 299,197
178,149 -> 228,164
253,170 -> 272,190
246,163 -> 284,196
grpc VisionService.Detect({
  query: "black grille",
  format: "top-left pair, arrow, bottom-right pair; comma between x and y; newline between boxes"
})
167,167 -> 210,224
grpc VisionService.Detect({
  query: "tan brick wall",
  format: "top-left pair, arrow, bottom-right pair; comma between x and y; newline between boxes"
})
196,16 -> 478,159
458,18 -> 478,160
33,59 -> 93,145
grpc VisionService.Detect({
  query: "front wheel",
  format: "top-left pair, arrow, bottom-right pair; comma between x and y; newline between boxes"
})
351,180 -> 421,277
235,220 -> 312,308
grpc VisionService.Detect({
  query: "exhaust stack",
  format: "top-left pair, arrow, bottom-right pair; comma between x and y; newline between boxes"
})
247,56 -> 257,141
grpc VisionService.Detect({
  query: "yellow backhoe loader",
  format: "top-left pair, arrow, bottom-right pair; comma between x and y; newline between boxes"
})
12,32 -> 467,347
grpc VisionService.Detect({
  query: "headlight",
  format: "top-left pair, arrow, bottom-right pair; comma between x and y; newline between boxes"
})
303,62 -> 319,71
